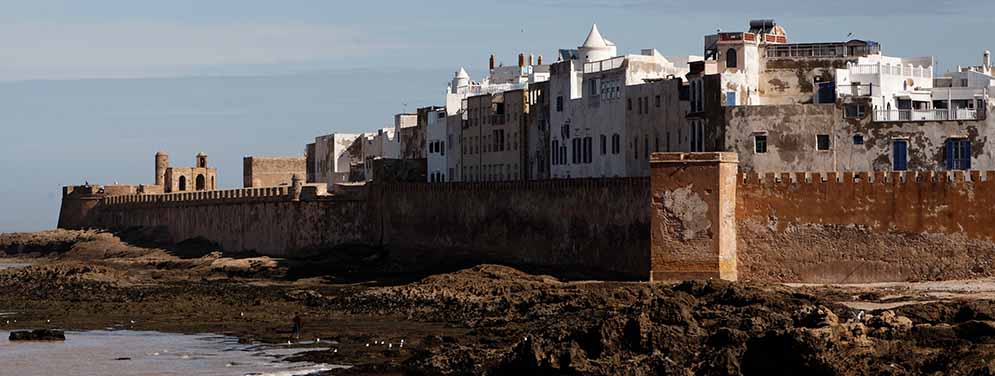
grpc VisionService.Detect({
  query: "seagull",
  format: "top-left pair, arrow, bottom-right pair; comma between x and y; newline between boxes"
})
240,312 -> 244,317
287,340 -> 292,345
333,348 -> 338,353
365,343 -> 369,347
46,320 -> 50,323
130,320 -> 135,324
389,343 -> 393,349
315,338 -> 320,343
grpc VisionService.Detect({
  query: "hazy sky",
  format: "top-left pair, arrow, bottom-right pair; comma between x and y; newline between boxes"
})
2,0 -> 994,231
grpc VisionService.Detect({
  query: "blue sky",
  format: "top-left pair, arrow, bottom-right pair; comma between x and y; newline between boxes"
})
1,0 -> 994,231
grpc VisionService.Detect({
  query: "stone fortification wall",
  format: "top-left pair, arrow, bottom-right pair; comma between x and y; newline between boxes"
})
58,162 -> 995,282
737,170 -> 995,283
69,186 -> 369,257
374,178 -> 651,279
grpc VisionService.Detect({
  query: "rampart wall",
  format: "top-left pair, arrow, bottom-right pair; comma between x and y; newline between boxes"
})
59,162 -> 995,282
737,170 -> 995,283
373,178 -> 651,279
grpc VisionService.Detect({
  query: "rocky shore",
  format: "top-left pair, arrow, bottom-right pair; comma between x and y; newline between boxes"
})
4,230 -> 995,375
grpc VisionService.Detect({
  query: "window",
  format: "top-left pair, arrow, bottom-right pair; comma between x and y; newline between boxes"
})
726,48 -> 738,68
634,136 -> 639,160
572,138 -> 581,164
600,135 -> 607,155
589,79 -> 598,96
946,138 -> 971,170
655,95 -> 661,108
754,134 -> 768,154
844,104 -> 865,118
441,141 -> 445,156
556,96 -> 563,112
690,121 -> 705,152
816,134 -> 831,151
611,134 -> 620,154
627,98 -> 632,111
893,139 -> 908,171
552,140 -> 559,165
644,136 -> 649,160
961,78 -> 969,87
583,137 -> 593,164
853,135 -> 864,145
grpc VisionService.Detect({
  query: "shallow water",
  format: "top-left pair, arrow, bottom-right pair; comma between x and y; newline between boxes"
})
0,330 -> 347,376
0,262 -> 32,270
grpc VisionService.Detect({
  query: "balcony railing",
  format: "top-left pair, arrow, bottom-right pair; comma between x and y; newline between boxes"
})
873,109 -> 982,122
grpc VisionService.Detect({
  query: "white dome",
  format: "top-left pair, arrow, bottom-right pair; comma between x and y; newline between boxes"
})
578,24 -> 617,63
581,24 -> 609,48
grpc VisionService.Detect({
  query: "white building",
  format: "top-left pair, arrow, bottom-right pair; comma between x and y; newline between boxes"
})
835,54 -> 935,120
425,107 -> 450,182
930,51 -> 993,121
445,56 -> 550,116
549,24 -> 689,179
358,127 -> 399,181
312,133 -> 360,186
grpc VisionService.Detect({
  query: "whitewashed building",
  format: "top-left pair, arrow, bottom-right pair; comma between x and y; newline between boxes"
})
312,133 -> 360,186
548,24 -> 689,179
425,107 -> 450,182
930,51 -> 993,121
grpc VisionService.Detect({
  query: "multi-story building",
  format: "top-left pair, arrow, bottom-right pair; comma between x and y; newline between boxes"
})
460,89 -> 529,181
425,107 -> 449,182
525,81 -> 550,180
548,24 -> 689,179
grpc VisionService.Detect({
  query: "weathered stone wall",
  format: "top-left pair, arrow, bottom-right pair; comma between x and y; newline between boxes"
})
650,153 -> 738,281
60,178 -> 650,279
374,178 -> 651,279
60,161 -> 995,283
736,170 -> 995,282
243,156 -> 307,188
82,188 -> 370,257
725,102 -> 995,174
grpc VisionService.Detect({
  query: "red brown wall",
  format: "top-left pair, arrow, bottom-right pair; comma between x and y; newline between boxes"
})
737,171 -> 995,282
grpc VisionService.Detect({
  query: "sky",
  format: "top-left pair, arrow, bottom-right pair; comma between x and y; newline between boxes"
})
2,0 -> 994,231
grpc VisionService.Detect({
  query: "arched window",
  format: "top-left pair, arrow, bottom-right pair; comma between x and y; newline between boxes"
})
726,48 -> 738,68
178,176 -> 187,191
196,174 -> 206,191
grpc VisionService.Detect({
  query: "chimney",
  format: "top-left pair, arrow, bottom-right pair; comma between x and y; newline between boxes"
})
518,53 -> 525,67
529,54 -> 534,66
538,55 -> 543,65
985,50 -> 991,69
489,54 -> 496,70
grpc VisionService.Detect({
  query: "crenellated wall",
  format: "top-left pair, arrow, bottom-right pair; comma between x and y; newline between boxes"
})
58,161 -> 995,282
736,170 -> 995,283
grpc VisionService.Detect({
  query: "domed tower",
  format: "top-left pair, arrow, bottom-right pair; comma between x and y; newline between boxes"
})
196,152 -> 208,168
451,67 -> 470,94
578,24 -> 617,63
155,151 -> 169,186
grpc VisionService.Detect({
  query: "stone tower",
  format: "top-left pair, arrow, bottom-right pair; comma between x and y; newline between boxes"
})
196,152 -> 208,168
155,151 -> 169,186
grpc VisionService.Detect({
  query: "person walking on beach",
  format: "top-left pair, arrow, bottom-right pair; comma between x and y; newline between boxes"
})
291,313 -> 303,341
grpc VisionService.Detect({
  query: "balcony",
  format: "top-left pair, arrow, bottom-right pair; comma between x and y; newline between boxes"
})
873,108 -> 983,122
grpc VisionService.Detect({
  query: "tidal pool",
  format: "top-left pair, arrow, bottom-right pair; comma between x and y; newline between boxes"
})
0,330 -> 347,376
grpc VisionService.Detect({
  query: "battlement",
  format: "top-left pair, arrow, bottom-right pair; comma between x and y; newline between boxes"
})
101,186 -> 291,206
738,170 -> 991,185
